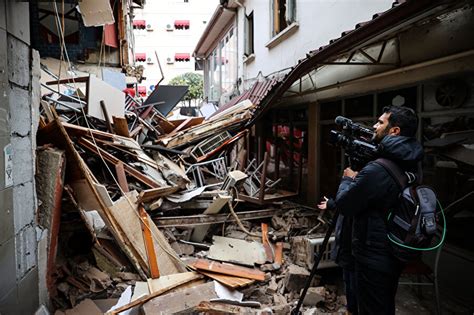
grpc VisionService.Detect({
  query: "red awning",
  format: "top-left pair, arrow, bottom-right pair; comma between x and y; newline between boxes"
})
175,53 -> 191,62
123,87 -> 136,98
133,20 -> 146,29
137,86 -> 147,96
174,20 -> 190,29
135,53 -> 146,62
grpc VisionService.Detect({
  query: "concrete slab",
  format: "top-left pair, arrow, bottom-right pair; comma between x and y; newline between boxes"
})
7,35 -> 29,88
13,180 -> 35,234
11,136 -> 33,186
9,85 -> 30,137
0,186 -> 14,244
0,237 -> 17,300
15,225 -> 37,280
6,1 -> 30,45
208,235 -> 267,267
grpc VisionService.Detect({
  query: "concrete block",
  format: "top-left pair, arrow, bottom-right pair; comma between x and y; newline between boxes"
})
0,30 -> 9,137
284,264 -> 310,292
11,135 -> 34,186
9,85 -> 30,137
13,180 -> 35,234
6,1 -> 30,45
18,267 -> 39,315
31,49 -> 40,141
303,286 -> 326,306
15,225 -> 37,280
0,186 -> 14,244
0,237 -> 17,300
7,35 -> 30,88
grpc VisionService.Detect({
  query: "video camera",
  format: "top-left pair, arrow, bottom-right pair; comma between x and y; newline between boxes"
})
329,116 -> 378,171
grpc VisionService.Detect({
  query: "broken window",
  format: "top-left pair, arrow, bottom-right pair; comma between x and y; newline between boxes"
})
272,0 -> 296,36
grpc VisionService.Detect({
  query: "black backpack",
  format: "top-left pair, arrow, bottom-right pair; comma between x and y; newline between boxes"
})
375,158 -> 438,263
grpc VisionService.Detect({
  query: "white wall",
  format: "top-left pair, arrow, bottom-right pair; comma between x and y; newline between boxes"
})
237,0 -> 394,89
133,0 -> 218,92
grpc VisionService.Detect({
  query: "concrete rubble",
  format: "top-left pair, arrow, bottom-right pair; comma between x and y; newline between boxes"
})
35,66 -> 348,314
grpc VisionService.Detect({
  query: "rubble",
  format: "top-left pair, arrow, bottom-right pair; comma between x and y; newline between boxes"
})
36,66 -> 348,314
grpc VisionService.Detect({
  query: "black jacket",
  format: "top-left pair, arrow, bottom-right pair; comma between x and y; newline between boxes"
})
335,135 -> 423,273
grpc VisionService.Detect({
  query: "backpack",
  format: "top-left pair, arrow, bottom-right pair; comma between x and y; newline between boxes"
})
375,158 -> 438,263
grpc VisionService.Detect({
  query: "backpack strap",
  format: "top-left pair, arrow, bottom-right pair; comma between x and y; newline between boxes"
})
374,158 -> 408,191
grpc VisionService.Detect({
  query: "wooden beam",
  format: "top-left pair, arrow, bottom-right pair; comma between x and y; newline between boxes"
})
139,205 -> 160,278
114,162 -> 129,192
113,116 -> 130,137
100,101 -> 114,134
190,259 -> 265,281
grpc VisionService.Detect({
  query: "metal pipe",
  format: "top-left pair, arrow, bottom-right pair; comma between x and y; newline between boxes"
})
41,83 -> 87,105
44,96 -> 82,113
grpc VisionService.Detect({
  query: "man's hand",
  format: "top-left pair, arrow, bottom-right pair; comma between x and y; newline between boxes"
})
317,196 -> 329,210
343,167 -> 358,179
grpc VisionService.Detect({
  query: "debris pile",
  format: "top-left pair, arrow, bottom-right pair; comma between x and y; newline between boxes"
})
37,65 -> 346,314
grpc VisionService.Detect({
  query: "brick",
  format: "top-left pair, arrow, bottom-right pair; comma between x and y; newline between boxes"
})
11,135 -> 34,186
15,225 -> 37,280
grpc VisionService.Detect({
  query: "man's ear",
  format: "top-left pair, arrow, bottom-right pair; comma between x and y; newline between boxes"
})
389,126 -> 401,136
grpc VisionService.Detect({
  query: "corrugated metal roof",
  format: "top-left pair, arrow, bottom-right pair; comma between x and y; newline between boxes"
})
209,78 -> 281,119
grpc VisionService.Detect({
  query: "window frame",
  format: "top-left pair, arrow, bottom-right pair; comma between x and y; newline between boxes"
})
244,11 -> 255,57
271,0 -> 296,37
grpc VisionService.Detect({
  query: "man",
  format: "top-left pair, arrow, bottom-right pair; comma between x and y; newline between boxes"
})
334,105 -> 423,314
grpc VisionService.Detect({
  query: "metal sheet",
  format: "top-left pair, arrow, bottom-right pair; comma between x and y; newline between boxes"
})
144,85 -> 188,116
208,236 -> 267,267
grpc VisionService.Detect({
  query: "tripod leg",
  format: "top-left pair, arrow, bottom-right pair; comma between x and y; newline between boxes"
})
291,209 -> 340,315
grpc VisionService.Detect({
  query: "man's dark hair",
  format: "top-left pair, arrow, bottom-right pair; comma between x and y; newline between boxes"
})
383,105 -> 418,137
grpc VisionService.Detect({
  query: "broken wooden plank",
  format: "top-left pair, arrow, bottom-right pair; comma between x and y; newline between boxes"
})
109,192 -> 186,277
138,186 -> 180,204
141,282 -> 218,315
261,223 -> 274,263
40,100 -> 55,123
190,259 -> 265,281
112,116 -> 130,137
100,100 -> 115,134
79,137 -> 160,188
147,272 -> 202,293
275,242 -> 284,266
208,236 -> 267,267
196,270 -> 255,289
114,162 -> 129,193
139,205 -> 160,278
78,0 -> 114,27
105,274 -> 204,315
154,208 -> 286,227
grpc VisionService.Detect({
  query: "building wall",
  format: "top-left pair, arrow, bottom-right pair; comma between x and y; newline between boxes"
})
0,0 -> 40,313
133,0 -> 218,93
238,0 -> 394,87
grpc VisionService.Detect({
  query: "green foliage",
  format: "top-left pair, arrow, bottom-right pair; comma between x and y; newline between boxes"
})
169,72 -> 203,102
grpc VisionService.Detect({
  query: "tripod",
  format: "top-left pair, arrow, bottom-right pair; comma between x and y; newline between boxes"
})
291,209 -> 340,315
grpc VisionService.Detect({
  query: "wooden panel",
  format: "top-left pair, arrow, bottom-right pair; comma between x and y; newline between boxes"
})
196,270 -> 254,288
190,259 -> 265,281
147,272 -> 201,293
112,116 -> 130,137
138,186 -> 180,203
109,193 -> 186,277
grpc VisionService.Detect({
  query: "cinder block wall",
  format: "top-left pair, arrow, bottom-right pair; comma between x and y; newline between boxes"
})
0,0 -> 41,314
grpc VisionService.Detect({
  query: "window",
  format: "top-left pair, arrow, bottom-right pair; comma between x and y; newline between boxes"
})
272,0 -> 296,36
245,11 -> 254,56
206,27 -> 237,102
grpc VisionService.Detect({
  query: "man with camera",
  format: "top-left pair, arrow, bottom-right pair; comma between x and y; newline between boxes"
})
331,106 -> 423,314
